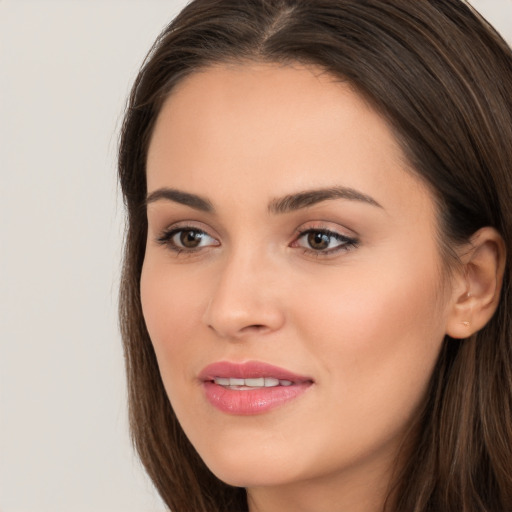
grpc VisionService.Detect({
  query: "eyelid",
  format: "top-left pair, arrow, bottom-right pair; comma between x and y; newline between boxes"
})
154,219 -> 218,238
155,221 -> 220,253
291,222 -> 359,256
293,221 -> 358,239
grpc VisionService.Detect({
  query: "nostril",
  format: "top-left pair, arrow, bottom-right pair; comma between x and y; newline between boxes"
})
242,324 -> 266,332
207,322 -> 268,338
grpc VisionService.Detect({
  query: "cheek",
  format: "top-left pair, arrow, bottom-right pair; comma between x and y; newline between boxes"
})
292,255 -> 447,439
140,257 -> 207,381
297,254 -> 444,346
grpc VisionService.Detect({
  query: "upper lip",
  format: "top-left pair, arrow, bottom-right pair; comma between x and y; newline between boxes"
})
198,361 -> 313,383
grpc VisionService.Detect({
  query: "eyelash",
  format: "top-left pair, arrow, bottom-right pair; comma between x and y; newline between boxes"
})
156,226 -> 218,255
156,226 -> 359,257
293,228 -> 359,256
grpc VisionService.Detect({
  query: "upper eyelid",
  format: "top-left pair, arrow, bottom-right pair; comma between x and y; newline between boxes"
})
294,228 -> 358,244
159,225 -> 217,241
155,220 -> 218,236
154,220 -> 358,245
294,220 -> 359,238
296,227 -> 347,236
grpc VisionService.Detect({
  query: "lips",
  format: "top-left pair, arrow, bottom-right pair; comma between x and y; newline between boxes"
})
199,361 -> 313,415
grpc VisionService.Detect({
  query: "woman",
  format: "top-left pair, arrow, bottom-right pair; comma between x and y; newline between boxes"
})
118,1 -> 512,510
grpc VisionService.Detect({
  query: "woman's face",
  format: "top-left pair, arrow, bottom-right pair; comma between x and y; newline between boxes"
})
142,63 -> 453,506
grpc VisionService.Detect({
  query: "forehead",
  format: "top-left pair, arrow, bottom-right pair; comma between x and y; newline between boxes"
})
146,62 -> 433,222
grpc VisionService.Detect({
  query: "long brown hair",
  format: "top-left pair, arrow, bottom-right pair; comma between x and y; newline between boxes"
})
118,1 -> 512,510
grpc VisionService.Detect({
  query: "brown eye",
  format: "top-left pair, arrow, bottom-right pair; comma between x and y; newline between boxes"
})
293,228 -> 359,255
307,231 -> 330,250
157,227 -> 219,253
179,229 -> 204,248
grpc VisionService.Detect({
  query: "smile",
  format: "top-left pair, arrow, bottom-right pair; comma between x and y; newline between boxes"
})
199,361 -> 313,415
212,377 -> 293,389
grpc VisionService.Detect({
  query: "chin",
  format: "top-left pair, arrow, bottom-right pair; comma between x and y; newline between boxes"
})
198,444 -> 304,488
210,466 -> 296,489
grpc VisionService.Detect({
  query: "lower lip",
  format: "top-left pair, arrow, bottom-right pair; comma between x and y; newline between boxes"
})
203,381 -> 311,415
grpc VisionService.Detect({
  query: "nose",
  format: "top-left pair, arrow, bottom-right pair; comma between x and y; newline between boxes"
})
203,249 -> 286,340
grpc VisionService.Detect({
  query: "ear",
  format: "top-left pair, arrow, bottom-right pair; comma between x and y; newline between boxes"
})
445,227 -> 506,339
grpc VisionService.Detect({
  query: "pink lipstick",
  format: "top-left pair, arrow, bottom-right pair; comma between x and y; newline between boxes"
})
199,361 -> 313,415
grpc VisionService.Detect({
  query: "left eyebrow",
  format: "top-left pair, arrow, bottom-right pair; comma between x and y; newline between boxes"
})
146,187 -> 214,212
268,186 -> 382,214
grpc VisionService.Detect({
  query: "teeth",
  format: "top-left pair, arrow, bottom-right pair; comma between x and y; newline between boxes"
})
245,378 -> 264,387
213,377 -> 294,388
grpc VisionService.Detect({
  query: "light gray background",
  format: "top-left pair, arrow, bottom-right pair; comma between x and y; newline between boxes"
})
1,1 -> 511,511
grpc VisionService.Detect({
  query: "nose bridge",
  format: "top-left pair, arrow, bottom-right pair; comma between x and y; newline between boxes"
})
204,241 -> 284,339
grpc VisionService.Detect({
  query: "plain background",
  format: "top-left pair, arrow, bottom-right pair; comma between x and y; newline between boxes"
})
1,1 -> 511,511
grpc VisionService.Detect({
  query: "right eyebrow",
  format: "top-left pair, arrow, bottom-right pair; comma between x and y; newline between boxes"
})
146,187 -> 214,212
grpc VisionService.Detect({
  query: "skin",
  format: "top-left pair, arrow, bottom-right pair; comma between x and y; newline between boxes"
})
141,63 -> 462,512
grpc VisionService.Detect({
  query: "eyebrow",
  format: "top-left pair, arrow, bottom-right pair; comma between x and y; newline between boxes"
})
268,186 -> 382,214
146,187 -> 213,212
145,185 -> 382,213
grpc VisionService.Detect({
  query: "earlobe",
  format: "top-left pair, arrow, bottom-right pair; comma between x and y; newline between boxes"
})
445,227 -> 506,339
